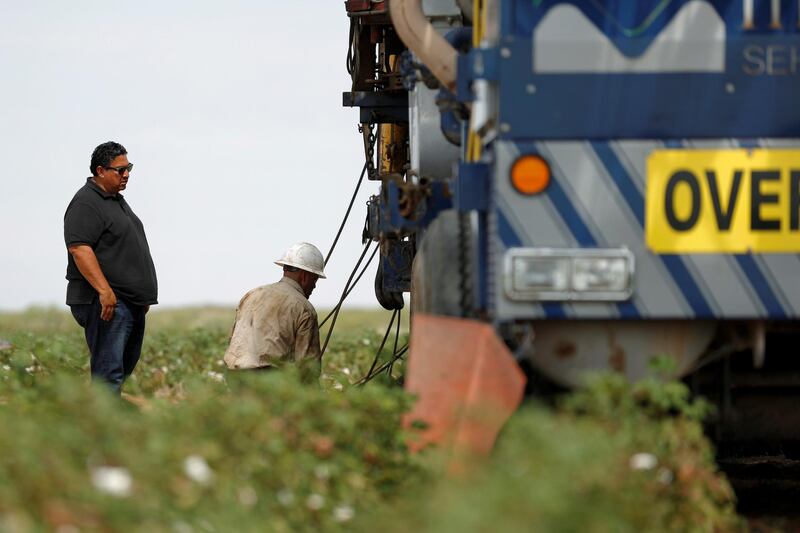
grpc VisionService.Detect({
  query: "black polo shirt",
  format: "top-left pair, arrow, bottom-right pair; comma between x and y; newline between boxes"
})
64,178 -> 158,306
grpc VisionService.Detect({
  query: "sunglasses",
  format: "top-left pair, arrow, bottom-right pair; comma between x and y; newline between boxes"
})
105,163 -> 134,174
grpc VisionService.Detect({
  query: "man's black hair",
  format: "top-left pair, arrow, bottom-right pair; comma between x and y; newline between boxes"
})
90,141 -> 128,176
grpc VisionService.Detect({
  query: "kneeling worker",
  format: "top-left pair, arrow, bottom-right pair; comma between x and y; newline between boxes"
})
224,242 -> 326,378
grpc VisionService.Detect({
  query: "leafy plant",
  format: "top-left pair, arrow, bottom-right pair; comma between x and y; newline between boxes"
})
0,310 -> 743,532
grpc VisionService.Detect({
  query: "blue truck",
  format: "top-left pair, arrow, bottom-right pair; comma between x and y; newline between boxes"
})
343,0 -> 800,453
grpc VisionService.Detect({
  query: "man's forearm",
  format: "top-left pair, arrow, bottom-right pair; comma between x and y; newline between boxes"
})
67,245 -> 113,296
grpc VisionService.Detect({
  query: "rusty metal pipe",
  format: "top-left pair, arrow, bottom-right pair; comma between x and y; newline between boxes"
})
389,0 -> 458,92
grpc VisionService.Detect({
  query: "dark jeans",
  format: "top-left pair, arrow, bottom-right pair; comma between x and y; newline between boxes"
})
70,297 -> 146,393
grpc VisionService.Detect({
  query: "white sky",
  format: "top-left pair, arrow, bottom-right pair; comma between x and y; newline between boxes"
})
0,1 -> 382,311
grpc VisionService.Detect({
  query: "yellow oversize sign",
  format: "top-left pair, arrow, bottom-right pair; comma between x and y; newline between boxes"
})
646,149 -> 800,253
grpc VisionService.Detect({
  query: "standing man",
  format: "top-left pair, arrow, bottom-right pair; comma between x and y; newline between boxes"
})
224,242 -> 325,379
64,141 -> 158,392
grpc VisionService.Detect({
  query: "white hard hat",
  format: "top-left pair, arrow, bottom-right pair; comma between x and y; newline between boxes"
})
275,242 -> 326,278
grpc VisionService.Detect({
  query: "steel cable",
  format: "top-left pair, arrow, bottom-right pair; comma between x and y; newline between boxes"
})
320,240 -> 377,357
361,309 -> 399,382
324,126 -> 376,268
356,343 -> 409,386
356,308 -> 407,386
319,242 -> 380,328
324,160 -> 368,267
387,307 -> 402,377
319,128 -> 378,357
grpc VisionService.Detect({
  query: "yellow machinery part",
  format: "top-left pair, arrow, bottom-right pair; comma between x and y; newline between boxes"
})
379,123 -> 408,175
466,0 -> 485,163
379,55 -> 408,176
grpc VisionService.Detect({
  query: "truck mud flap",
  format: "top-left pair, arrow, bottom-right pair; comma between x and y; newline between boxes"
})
403,313 -> 526,461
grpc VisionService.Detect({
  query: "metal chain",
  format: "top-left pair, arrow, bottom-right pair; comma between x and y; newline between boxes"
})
360,122 -> 378,180
458,212 -> 475,318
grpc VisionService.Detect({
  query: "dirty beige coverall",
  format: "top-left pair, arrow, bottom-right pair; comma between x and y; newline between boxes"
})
224,277 -> 321,373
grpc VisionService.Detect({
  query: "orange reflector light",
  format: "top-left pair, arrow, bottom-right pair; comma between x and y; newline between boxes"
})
511,155 -> 551,195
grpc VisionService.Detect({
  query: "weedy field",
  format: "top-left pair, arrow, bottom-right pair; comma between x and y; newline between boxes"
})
0,307 -> 743,532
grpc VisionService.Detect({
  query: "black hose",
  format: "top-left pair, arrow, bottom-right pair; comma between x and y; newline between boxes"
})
362,309 -> 399,380
319,243 -> 380,329
357,343 -> 409,386
320,240 -> 375,357
388,307 -> 402,377
325,160 -> 369,267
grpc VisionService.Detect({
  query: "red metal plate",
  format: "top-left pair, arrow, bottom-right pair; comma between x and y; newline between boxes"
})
345,0 -> 375,12
403,314 -> 526,462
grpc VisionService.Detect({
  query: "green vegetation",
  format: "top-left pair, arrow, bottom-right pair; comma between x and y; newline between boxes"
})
0,307 -> 742,532
362,369 -> 742,533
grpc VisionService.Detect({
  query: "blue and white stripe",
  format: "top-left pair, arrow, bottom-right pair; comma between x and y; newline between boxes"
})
492,138 -> 800,320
